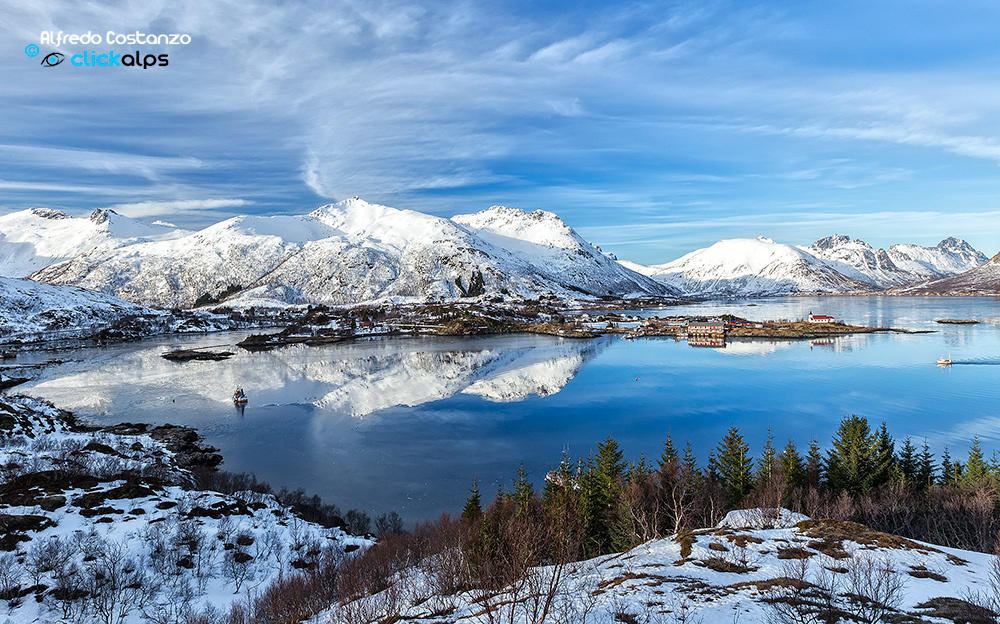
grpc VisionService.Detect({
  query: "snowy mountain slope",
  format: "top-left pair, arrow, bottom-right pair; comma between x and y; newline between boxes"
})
0,207 -> 186,277
453,205 -> 671,300
323,508 -> 995,624
891,251 -> 1000,295
32,198 -> 673,308
888,237 -> 988,280
806,234 -> 988,288
628,237 -> 875,297
625,234 -> 987,297
805,234 -> 912,287
0,276 -> 164,339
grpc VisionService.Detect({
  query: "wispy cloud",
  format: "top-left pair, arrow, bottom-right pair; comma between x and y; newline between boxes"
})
2,0 -> 1000,261
106,199 -> 252,218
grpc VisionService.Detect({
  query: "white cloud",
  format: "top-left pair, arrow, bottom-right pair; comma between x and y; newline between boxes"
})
106,199 -> 251,218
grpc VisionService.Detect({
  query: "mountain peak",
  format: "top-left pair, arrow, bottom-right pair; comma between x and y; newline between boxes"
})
30,208 -> 70,220
89,208 -> 120,225
812,234 -> 853,250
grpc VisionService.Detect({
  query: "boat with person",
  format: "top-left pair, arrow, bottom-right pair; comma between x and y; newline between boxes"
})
233,387 -> 248,404
937,356 -> 953,366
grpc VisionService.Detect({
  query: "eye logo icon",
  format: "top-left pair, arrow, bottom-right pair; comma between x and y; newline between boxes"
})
40,52 -> 65,67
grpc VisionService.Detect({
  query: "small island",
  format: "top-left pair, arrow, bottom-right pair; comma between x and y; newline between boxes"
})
935,318 -> 979,324
161,348 -> 235,362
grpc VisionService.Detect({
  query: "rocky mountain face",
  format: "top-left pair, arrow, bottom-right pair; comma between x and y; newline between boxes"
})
625,234 -> 988,298
891,251 -> 1000,295
23,199 -> 673,308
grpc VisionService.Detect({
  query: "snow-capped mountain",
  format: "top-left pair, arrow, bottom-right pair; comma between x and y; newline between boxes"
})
0,276 -> 161,339
806,234 -> 987,288
623,236 -> 875,297
625,234 -> 987,298
888,237 -> 988,280
891,251 -> 1000,295
0,207 -> 186,278
30,198 -> 673,308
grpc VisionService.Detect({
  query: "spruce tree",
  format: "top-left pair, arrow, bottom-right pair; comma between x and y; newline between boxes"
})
825,415 -> 883,494
917,440 -> 936,489
659,433 -> 679,470
512,463 -> 534,512
462,479 -> 482,522
682,441 -> 700,476
713,426 -> 754,504
779,439 -> 805,489
940,447 -> 955,485
962,437 -> 990,487
756,427 -> 776,485
805,439 -> 824,487
581,436 -> 627,554
897,437 -> 919,484
872,422 -> 896,489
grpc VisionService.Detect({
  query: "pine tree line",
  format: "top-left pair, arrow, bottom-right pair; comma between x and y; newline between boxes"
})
462,414 -> 1000,558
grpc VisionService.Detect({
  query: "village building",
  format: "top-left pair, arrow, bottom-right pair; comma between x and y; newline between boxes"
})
807,313 -> 835,324
686,321 -> 725,335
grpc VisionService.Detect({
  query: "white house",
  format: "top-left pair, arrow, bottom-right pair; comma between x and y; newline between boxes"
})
808,313 -> 835,324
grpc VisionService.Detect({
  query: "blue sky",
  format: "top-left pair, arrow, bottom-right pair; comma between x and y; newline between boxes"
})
3,0 -> 1000,262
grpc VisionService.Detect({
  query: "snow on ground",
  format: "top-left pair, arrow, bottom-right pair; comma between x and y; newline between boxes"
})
0,208 -> 186,278
0,396 -> 369,623
0,277 -> 250,343
322,508 -> 997,624
27,198 -> 673,309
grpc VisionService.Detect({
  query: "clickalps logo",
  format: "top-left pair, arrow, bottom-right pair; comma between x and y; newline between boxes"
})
26,31 -> 191,69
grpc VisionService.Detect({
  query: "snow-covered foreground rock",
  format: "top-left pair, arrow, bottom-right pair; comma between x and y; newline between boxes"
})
25,198 -> 672,308
0,396 -> 369,623
625,234 -> 988,297
325,508 -> 997,624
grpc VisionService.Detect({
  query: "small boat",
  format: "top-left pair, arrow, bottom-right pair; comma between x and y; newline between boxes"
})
233,387 -> 248,404
0,350 -> 16,359
937,357 -> 952,366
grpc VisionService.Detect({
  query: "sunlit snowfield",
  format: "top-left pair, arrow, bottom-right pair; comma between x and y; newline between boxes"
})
11,296 -> 1000,523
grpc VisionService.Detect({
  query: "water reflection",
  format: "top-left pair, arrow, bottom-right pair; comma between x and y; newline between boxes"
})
20,335 -> 610,420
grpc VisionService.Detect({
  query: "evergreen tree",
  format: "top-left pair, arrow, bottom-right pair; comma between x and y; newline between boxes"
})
872,422 -> 896,489
461,479 -> 482,522
916,440 -> 936,489
756,427 -> 777,485
805,439 -> 824,487
962,437 -> 990,487
779,439 -> 805,489
512,463 -> 534,512
713,426 -> 754,504
940,447 -> 955,485
682,441 -> 700,476
580,436 -> 627,554
825,415 -> 880,494
659,433 -> 679,470
897,437 -> 919,484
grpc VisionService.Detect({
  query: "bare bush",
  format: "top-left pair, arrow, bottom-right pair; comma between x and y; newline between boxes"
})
842,554 -> 906,624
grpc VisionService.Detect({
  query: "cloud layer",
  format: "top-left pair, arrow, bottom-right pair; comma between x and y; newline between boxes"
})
2,1 -> 1000,259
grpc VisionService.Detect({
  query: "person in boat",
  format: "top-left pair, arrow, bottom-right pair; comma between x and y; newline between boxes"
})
234,387 -> 247,401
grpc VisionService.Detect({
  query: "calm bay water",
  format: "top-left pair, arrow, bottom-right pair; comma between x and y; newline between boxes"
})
8,296 -> 1000,523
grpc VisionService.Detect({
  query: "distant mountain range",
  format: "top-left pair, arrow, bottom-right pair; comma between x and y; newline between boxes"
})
623,234 -> 990,297
0,201 -> 994,308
